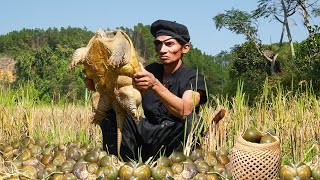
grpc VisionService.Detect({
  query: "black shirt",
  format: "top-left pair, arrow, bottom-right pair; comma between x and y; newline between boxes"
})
142,62 -> 207,125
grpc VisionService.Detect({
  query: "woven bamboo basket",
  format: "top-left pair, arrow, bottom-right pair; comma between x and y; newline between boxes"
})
229,134 -> 282,180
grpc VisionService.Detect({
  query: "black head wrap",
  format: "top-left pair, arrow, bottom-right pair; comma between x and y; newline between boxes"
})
150,20 -> 190,44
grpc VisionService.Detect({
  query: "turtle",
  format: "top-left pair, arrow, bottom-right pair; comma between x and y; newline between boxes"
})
69,29 -> 142,158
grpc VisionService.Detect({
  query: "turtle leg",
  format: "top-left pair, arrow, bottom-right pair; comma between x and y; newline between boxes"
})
115,85 -> 142,124
91,91 -> 111,124
115,76 -> 142,123
69,47 -> 88,69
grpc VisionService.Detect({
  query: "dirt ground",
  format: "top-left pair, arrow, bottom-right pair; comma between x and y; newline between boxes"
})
0,57 -> 16,82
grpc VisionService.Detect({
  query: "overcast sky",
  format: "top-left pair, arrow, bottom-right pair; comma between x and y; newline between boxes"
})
0,0 -> 312,56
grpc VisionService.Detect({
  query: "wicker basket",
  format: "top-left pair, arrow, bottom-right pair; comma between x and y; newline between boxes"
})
229,134 -> 282,180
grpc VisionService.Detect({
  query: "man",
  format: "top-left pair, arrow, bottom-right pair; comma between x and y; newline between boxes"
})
90,19 -> 207,161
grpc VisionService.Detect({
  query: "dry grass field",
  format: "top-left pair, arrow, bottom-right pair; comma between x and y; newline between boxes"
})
1,81 -> 319,164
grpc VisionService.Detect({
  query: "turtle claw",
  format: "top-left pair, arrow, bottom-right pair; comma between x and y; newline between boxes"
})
69,47 -> 89,69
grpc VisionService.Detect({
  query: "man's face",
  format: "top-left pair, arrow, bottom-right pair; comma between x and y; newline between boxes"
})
154,35 -> 187,64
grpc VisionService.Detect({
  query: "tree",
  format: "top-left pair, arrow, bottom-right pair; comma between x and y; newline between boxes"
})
253,0 -> 299,57
296,0 -> 320,55
227,42 -> 271,102
295,0 -> 319,34
213,9 -> 280,75
0,27 -> 93,103
132,23 -> 157,64
253,0 -> 320,58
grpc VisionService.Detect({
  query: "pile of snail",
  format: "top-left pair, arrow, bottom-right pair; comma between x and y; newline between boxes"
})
1,136 -> 319,179
0,137 -> 232,179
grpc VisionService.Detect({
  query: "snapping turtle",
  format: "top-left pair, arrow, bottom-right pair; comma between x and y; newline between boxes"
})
69,29 -> 142,157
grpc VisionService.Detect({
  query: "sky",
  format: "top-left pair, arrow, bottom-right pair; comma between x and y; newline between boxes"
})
0,0 -> 313,56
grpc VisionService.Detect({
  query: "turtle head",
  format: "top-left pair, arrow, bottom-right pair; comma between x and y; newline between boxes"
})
95,28 -> 107,38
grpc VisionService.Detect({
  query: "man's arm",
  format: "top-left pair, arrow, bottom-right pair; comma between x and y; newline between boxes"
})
153,83 -> 201,119
133,66 -> 200,119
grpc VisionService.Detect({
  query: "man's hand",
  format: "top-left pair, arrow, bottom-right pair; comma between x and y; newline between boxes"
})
84,78 -> 96,91
133,64 -> 158,92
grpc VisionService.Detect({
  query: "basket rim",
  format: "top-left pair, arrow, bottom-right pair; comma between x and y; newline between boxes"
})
237,133 -> 280,148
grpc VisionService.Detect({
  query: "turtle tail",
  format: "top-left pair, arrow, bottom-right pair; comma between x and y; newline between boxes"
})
116,109 -> 126,158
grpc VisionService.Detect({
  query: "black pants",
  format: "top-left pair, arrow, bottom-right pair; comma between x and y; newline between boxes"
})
99,111 -> 202,161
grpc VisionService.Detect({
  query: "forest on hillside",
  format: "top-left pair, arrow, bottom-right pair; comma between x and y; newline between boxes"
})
0,0 -> 319,105
0,25 -> 229,104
